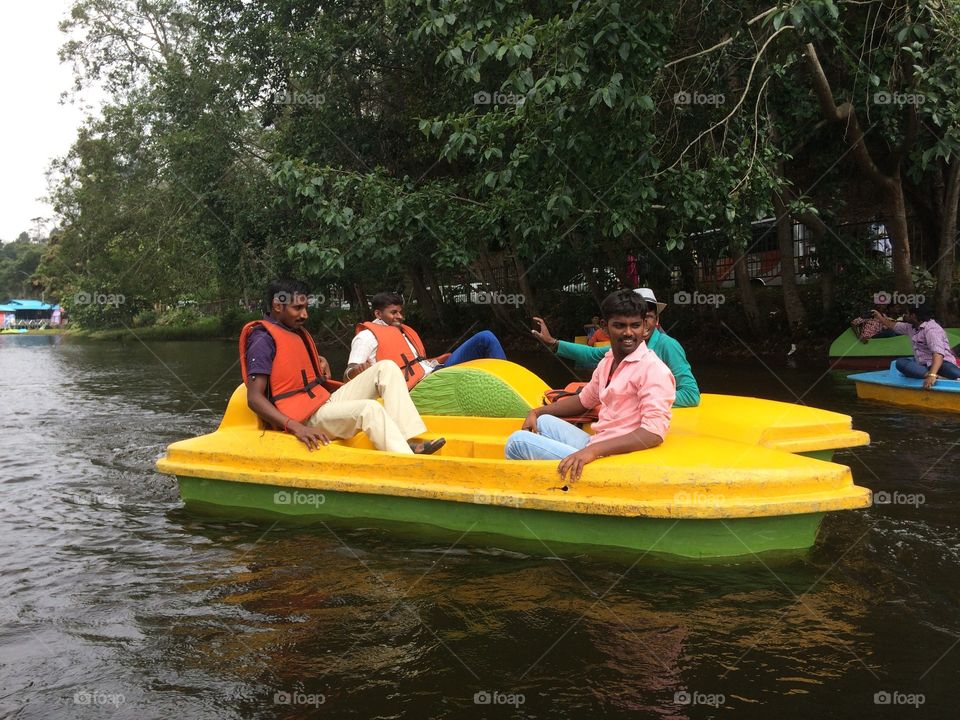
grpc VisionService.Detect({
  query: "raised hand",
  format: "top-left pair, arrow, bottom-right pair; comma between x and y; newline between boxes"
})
531,316 -> 557,347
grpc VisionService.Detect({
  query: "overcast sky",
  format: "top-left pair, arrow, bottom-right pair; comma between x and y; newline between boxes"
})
0,1 -> 102,242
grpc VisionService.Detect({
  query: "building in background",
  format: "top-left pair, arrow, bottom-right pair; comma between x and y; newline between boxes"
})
0,299 -> 62,328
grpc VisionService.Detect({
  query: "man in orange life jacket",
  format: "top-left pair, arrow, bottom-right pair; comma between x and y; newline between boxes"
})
241,280 -> 444,454
344,292 -> 506,387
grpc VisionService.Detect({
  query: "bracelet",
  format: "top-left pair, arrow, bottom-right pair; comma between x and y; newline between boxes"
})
283,417 -> 293,432
551,339 -> 559,352
926,373 -> 937,379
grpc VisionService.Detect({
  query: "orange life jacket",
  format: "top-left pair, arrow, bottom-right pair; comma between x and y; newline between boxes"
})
356,321 -> 431,389
239,320 -> 332,423
588,328 -> 610,346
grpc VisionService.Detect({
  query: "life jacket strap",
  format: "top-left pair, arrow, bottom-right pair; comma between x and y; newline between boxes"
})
271,376 -> 325,402
398,351 -> 428,380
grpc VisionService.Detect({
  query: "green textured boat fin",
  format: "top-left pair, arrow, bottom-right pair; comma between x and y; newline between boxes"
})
410,367 -> 533,417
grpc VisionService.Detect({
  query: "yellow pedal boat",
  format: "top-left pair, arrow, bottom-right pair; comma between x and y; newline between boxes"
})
157,363 -> 872,559
409,360 -> 868,461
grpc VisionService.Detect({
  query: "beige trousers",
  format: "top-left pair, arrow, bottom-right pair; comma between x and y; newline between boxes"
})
304,360 -> 426,453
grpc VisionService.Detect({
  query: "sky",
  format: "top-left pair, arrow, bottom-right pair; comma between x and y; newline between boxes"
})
0,1 -> 103,242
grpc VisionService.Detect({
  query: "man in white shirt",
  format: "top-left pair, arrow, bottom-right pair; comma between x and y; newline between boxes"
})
344,292 -> 506,388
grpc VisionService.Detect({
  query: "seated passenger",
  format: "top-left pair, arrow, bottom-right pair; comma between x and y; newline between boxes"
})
873,303 -> 960,389
242,279 -> 444,454
505,290 -> 675,482
584,315 -> 601,342
851,302 -> 897,343
344,291 -> 506,388
587,325 -> 609,345
532,287 -> 700,407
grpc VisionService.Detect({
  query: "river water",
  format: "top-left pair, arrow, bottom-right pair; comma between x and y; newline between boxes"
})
1,334 -> 957,719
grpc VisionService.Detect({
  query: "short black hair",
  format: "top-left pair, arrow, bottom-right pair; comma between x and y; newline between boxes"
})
911,303 -> 935,322
600,289 -> 649,320
371,291 -> 404,312
265,278 -> 310,313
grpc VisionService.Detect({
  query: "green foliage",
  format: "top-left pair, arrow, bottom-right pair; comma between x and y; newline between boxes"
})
156,304 -> 205,326
40,0 -> 960,333
132,309 -> 158,327
0,236 -> 46,299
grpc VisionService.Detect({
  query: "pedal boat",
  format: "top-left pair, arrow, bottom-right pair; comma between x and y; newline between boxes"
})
829,328 -> 960,370
849,361 -> 960,412
157,380 -> 871,559
409,360 -> 869,461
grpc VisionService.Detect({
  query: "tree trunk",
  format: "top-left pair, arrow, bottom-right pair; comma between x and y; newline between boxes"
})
352,281 -> 369,318
934,161 -> 960,322
677,241 -> 698,293
477,247 -> 513,327
420,263 -> 446,311
772,195 -> 807,334
584,265 -> 605,306
882,180 -> 914,293
802,42 -> 915,292
730,239 -> 763,334
406,264 -> 440,325
509,251 -> 539,318
419,263 -> 449,331
796,210 -> 832,312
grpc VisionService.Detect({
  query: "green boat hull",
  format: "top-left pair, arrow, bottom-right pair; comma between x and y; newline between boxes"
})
176,476 -> 825,559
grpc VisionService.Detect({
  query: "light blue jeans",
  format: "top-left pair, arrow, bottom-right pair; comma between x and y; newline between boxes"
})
505,415 -> 591,460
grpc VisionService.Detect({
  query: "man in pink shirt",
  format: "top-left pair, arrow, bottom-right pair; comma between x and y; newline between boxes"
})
505,290 -> 676,481
873,304 -> 960,389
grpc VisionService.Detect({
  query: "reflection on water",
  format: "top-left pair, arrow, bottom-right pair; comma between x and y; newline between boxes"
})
1,335 -> 958,718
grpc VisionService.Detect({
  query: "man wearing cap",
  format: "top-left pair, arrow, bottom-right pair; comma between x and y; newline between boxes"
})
531,287 -> 700,407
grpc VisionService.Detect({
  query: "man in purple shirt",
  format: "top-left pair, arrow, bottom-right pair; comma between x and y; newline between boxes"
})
873,304 -> 960,389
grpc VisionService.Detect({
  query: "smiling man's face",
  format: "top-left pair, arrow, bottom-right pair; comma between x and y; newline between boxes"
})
375,304 -> 405,327
604,313 -> 647,357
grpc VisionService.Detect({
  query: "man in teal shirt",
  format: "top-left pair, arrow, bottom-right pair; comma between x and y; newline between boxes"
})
532,287 -> 701,407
